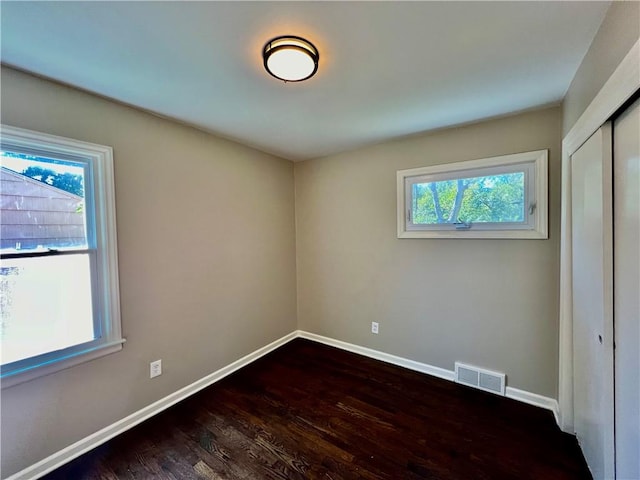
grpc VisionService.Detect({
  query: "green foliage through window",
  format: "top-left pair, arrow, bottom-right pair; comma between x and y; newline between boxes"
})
411,172 -> 525,224
22,166 -> 84,197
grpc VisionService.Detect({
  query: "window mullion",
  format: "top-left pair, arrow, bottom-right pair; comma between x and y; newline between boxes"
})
0,249 -> 92,260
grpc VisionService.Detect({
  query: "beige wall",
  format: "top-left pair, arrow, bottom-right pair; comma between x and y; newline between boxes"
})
0,67 -> 297,477
563,1 -> 640,135
5,19 -> 610,470
295,106 -> 562,398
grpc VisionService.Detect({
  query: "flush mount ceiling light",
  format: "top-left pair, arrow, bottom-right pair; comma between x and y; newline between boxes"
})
263,35 -> 319,82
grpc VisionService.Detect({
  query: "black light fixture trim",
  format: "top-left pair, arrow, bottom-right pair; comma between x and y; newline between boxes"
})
263,35 -> 319,82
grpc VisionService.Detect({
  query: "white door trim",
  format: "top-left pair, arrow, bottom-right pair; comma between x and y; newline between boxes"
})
559,38 -> 640,433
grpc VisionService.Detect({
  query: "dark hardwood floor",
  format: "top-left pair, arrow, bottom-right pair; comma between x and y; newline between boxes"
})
43,339 -> 591,479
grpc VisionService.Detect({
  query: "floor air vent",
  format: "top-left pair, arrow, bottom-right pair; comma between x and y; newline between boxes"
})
454,362 -> 506,395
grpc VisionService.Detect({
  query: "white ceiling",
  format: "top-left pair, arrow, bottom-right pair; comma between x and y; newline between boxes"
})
1,1 -> 610,161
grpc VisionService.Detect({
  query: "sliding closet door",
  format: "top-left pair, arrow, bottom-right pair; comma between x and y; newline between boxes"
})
571,124 -> 615,480
613,97 -> 640,480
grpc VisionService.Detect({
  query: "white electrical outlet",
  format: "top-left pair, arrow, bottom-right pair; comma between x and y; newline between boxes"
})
371,322 -> 379,334
150,359 -> 162,378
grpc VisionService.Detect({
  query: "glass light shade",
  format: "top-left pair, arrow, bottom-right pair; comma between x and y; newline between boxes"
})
263,36 -> 319,82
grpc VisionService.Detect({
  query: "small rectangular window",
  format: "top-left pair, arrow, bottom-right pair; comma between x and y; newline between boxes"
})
1,125 -> 123,387
397,150 -> 548,239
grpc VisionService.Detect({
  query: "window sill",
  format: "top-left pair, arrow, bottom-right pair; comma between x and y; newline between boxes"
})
399,229 -> 548,239
1,339 -> 126,389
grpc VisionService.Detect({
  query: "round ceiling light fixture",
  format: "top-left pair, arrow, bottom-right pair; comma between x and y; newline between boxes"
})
263,35 -> 319,82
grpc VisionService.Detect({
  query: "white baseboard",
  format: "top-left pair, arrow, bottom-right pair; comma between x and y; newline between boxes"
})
296,330 -> 455,381
297,330 -> 560,423
505,386 -> 561,425
5,331 -> 297,480
7,329 -> 561,479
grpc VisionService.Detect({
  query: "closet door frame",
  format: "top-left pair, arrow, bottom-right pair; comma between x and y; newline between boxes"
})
570,123 -> 615,480
559,38 -> 640,435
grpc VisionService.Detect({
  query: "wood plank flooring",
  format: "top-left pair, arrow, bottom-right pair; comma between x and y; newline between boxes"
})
42,339 -> 591,479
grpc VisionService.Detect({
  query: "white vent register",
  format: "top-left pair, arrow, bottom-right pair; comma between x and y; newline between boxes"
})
455,362 -> 506,395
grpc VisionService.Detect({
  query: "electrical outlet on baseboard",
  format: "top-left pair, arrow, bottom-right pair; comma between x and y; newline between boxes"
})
371,322 -> 379,334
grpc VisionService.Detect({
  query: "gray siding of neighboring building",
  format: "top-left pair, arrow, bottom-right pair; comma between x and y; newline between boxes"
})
0,167 -> 85,250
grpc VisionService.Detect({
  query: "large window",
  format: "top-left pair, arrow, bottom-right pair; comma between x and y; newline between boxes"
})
1,125 -> 122,387
397,150 -> 548,239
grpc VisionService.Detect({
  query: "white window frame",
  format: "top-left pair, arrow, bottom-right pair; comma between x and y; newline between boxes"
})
0,125 -> 124,388
397,150 -> 548,239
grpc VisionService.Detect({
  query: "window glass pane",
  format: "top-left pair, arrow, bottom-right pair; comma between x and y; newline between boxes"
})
0,254 -> 95,365
411,172 -> 525,225
1,151 -> 87,252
